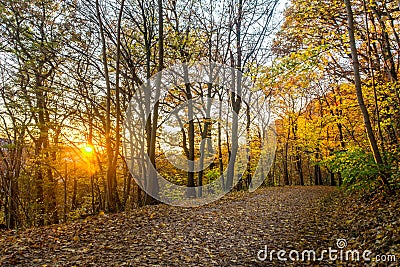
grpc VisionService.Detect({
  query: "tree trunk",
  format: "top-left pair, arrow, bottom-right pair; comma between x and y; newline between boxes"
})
226,0 -> 243,191
217,95 -> 225,190
344,0 -> 390,187
185,72 -> 196,197
145,0 -> 163,204
283,130 -> 290,186
95,0 -> 116,212
197,81 -> 213,197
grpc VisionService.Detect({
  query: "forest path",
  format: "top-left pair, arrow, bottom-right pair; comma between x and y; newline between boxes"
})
1,186 -> 339,266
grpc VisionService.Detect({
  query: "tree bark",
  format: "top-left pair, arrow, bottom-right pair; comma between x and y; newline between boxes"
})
344,0 -> 390,187
95,0 -> 116,212
145,0 -> 163,204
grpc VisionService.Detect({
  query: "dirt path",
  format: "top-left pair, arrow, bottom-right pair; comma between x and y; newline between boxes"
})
1,186 -> 339,266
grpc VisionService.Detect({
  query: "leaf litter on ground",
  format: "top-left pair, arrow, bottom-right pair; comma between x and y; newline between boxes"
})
0,186 -> 399,266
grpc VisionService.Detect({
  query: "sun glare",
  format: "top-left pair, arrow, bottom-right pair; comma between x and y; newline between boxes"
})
82,144 -> 94,155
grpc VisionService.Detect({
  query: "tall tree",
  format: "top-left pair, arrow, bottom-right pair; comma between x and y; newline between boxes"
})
344,0 -> 389,186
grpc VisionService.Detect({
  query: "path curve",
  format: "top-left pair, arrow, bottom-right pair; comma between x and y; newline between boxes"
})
0,186 -> 337,266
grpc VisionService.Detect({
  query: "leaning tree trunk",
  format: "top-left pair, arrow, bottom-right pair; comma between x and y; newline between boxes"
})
344,0 -> 390,187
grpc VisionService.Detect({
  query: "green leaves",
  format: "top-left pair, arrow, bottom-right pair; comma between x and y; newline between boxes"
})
322,147 -> 387,189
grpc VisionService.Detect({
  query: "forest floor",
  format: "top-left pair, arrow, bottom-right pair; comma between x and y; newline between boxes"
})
0,186 -> 399,266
